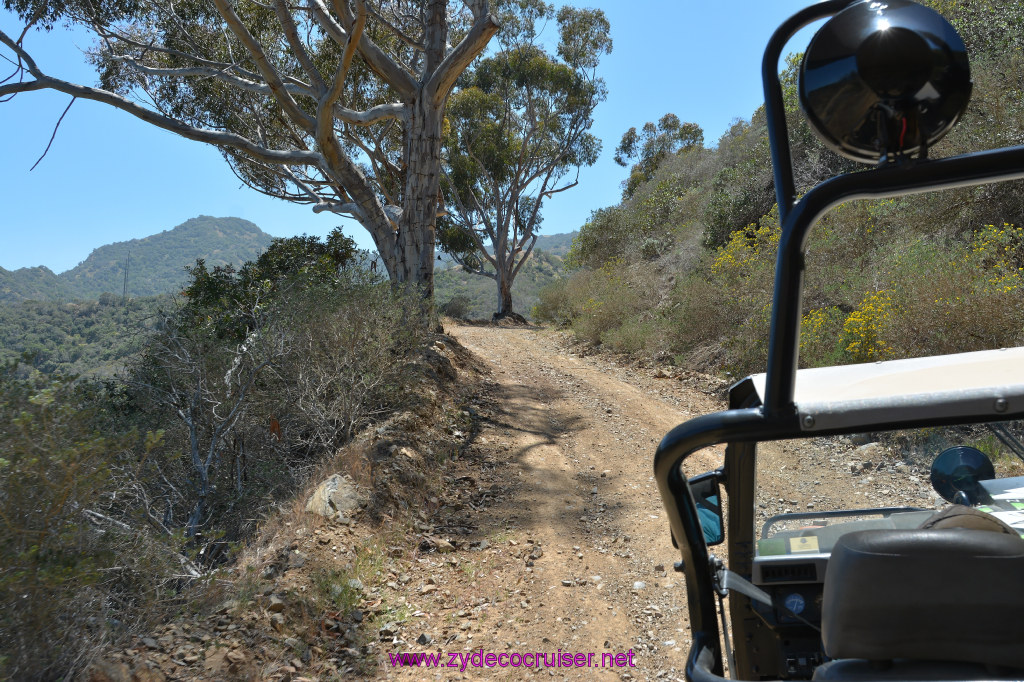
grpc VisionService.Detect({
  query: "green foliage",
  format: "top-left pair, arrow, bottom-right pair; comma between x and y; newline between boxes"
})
177,228 -> 358,341
555,2 -> 1024,376
0,294 -> 167,376
920,0 -> 1024,55
0,224 -> 440,678
614,114 -> 704,198
531,257 -> 653,350
0,265 -> 70,303
126,229 -> 426,546
3,0 -> 139,31
437,247 -> 568,320
0,368 -> 170,679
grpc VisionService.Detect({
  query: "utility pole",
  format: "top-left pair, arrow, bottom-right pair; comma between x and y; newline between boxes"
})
122,251 -> 130,307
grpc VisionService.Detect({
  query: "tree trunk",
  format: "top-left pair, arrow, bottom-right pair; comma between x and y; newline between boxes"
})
496,265 -> 514,316
399,95 -> 444,301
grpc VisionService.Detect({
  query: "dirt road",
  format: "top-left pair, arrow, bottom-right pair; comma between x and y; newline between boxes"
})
383,322 -> 729,681
377,321 -> 943,682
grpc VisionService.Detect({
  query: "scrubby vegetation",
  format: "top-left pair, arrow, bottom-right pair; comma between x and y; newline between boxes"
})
536,0 -> 1024,376
0,294 -> 167,376
0,230 -> 439,679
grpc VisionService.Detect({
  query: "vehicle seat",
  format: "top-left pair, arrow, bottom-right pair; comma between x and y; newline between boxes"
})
813,526 -> 1024,680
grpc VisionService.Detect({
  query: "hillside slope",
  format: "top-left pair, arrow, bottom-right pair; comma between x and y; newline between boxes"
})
539,1 -> 1024,375
0,216 -> 275,303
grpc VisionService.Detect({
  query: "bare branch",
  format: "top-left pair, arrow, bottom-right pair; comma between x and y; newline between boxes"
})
0,45 -> 324,167
107,56 -> 315,97
509,233 -> 537,281
95,28 -> 309,88
29,96 -> 75,171
365,3 -> 424,51
315,0 -> 417,99
0,79 -> 45,98
425,10 -> 499,105
0,27 -> 39,73
274,0 -> 328,95
313,201 -> 367,220
335,101 -> 407,126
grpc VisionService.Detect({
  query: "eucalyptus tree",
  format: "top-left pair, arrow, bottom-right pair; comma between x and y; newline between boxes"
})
0,0 -> 499,298
440,0 -> 609,317
614,113 -> 704,197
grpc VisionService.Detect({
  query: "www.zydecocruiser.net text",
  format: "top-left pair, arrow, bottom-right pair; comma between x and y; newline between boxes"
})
389,648 -> 637,671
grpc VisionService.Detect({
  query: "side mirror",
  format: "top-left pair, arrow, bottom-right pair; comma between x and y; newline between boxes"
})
689,470 -> 725,546
930,446 -> 995,505
799,0 -> 971,164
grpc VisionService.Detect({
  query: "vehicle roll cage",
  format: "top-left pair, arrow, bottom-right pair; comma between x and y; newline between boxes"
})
653,1 -> 1024,679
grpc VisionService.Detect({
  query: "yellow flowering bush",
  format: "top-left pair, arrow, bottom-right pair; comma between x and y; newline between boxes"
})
843,290 -> 895,362
800,306 -> 845,367
971,222 -> 1024,289
711,205 -> 781,277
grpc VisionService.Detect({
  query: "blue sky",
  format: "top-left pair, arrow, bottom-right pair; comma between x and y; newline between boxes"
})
0,2 -> 822,273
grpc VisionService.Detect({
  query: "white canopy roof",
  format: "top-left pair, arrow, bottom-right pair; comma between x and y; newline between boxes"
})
748,347 -> 1024,431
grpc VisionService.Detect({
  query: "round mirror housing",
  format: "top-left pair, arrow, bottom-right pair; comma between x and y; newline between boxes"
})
799,0 -> 971,164
930,446 -> 995,505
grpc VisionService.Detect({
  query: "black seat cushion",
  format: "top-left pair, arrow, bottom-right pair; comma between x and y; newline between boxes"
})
822,528 -> 1024,669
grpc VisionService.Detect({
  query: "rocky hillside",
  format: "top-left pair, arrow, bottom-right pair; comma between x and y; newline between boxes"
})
0,216 -> 275,303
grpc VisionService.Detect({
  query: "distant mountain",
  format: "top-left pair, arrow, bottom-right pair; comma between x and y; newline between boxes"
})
0,265 -> 70,302
534,231 -> 576,257
0,217 -> 275,304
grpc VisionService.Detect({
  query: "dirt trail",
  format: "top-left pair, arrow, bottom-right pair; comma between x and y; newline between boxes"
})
384,323 -> 728,681
377,323 -> 940,682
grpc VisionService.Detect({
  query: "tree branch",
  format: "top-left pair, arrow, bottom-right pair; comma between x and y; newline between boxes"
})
335,101 -> 407,125
106,56 -> 314,97
425,10 -> 499,106
274,0 -> 328,95
108,55 -> 405,125
29,96 -> 75,170
210,0 -> 316,131
94,29 -> 308,88
314,0 -> 417,99
0,30 -> 324,167
312,201 -> 367,220
0,78 -> 45,98
510,232 -> 537,281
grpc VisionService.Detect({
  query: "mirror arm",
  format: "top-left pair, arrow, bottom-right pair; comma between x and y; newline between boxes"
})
762,0 -> 861,226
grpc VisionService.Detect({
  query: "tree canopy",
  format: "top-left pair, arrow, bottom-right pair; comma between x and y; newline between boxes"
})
614,113 -> 703,198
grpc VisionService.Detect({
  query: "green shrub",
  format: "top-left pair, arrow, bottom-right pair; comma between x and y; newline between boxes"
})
532,279 -> 572,326
0,370 -> 174,679
440,295 -> 473,319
